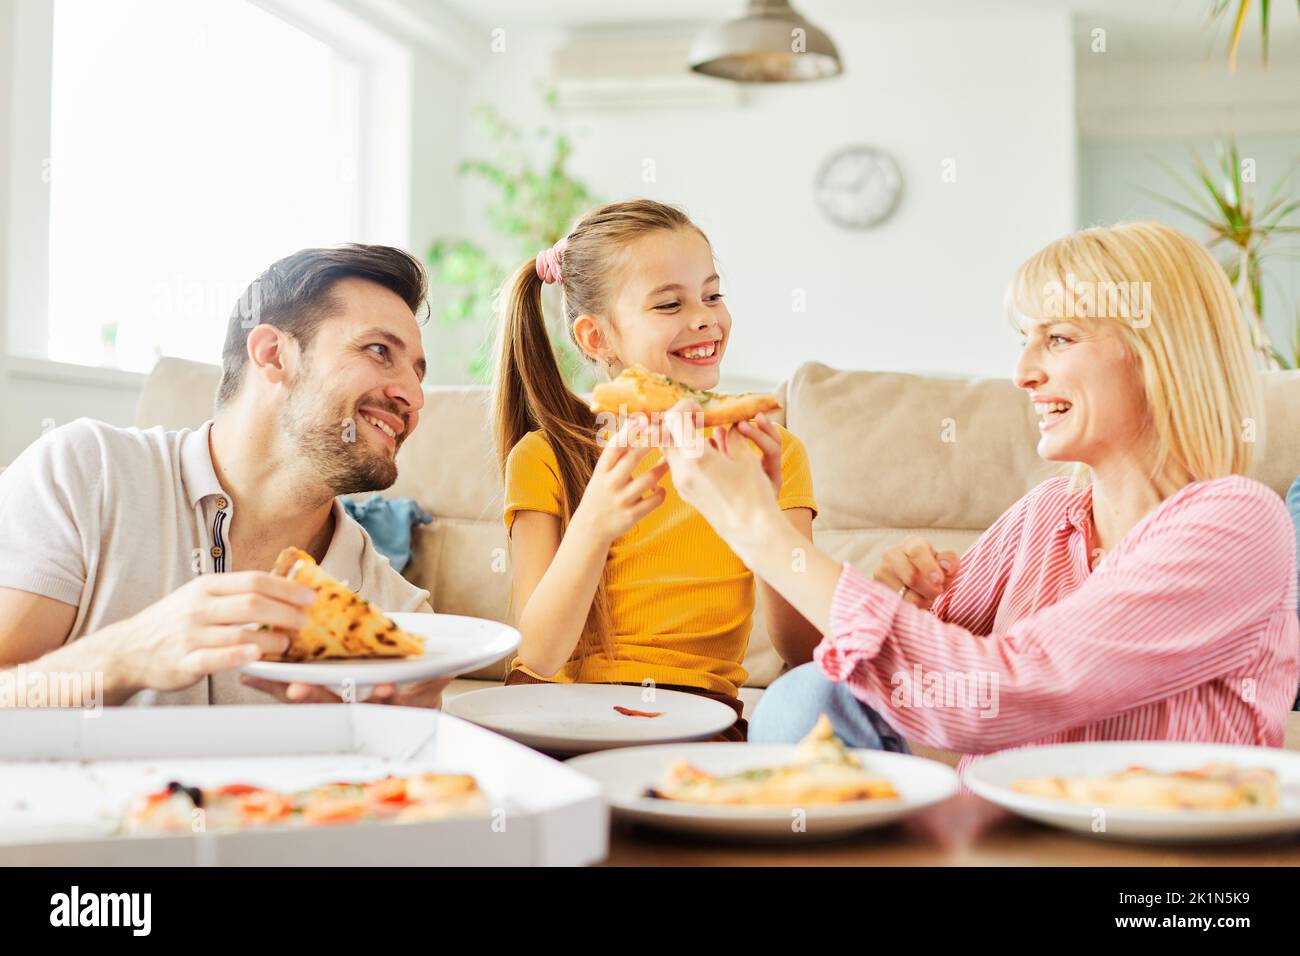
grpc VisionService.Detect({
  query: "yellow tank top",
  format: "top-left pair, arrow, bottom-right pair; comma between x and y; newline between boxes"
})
503,424 -> 816,698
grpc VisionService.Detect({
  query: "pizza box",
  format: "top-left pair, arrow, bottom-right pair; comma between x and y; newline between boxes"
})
0,705 -> 607,866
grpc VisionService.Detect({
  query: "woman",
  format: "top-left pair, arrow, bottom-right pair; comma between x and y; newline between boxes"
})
659,221 -> 1299,771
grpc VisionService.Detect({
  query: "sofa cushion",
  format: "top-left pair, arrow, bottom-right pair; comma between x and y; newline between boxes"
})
787,362 -> 1065,533
1258,373 -> 1300,495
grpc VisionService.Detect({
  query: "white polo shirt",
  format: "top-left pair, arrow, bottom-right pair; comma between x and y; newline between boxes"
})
0,418 -> 431,706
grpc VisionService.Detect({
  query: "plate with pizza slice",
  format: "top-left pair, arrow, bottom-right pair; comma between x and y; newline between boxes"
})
567,716 -> 959,840
965,741 -> 1300,842
590,364 -> 781,427
240,547 -> 519,686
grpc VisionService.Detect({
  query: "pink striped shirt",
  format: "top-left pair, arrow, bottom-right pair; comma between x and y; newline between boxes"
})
814,475 -> 1299,776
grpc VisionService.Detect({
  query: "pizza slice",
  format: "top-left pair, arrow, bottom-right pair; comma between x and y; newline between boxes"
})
589,364 -> 781,427
1011,763 -> 1280,811
266,547 -> 425,661
646,715 -> 899,806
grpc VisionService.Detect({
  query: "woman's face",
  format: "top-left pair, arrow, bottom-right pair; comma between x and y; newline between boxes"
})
601,228 -> 732,392
1014,317 -> 1150,469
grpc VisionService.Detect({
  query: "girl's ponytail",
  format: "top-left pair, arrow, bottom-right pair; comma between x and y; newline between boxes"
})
492,254 -> 610,664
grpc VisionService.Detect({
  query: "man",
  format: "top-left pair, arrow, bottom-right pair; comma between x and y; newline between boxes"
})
0,244 -> 449,708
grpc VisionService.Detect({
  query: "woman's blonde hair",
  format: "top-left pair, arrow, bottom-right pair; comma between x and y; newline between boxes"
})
1006,220 -> 1262,489
492,199 -> 708,666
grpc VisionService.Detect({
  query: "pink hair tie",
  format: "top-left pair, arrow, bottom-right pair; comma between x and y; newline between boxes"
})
535,238 -> 566,284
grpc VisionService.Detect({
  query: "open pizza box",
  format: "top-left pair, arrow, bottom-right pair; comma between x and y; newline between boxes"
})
0,705 -> 607,866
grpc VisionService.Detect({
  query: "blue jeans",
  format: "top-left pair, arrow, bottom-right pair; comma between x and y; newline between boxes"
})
750,662 -> 911,753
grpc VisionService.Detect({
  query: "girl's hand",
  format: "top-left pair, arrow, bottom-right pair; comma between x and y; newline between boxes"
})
570,415 -> 670,546
659,402 -> 782,562
734,412 -> 782,495
873,536 -> 960,609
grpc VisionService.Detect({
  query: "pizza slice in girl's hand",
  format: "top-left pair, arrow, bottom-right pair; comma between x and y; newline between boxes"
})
266,547 -> 425,661
589,364 -> 782,427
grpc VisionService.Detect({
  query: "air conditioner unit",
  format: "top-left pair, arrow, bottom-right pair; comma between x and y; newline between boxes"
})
550,26 -> 746,111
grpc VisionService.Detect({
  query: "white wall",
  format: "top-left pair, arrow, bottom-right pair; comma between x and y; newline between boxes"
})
453,6 -> 1079,385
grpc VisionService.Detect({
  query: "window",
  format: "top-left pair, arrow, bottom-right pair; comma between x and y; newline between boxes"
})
30,0 -> 408,373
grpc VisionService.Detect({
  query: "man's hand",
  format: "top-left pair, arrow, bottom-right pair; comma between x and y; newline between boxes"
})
239,674 -> 452,709
94,572 -> 316,696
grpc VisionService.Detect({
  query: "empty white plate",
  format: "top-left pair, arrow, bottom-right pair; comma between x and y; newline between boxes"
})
965,740 -> 1300,843
568,743 -> 959,841
241,613 -> 519,687
444,683 -> 738,754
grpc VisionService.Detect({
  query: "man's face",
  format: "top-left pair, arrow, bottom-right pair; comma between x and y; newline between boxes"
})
280,277 -> 426,496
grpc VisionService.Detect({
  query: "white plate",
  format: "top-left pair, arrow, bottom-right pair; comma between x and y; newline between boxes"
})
568,743 -> 959,841
241,613 -> 519,687
444,684 -> 738,754
965,741 -> 1300,843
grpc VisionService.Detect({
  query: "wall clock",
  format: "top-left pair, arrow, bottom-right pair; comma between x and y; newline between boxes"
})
814,145 -> 903,229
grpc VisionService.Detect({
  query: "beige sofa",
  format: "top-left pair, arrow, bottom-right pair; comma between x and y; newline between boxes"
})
134,358 -> 1300,755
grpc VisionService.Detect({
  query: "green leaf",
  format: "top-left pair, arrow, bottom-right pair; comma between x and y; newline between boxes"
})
1261,0 -> 1271,64
1142,187 -> 1221,230
1227,0 -> 1250,71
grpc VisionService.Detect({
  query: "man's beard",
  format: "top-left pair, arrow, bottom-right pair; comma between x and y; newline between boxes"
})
281,369 -> 400,497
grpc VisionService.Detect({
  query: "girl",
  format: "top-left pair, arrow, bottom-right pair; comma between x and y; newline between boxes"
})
660,220 -> 1299,766
492,199 -> 824,741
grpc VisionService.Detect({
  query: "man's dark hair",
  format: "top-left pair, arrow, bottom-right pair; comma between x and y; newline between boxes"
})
215,244 -> 428,407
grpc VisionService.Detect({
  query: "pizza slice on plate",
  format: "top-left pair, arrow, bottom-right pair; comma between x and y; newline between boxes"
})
647,715 -> 899,806
266,547 -> 425,661
589,364 -> 781,427
1011,763 -> 1280,811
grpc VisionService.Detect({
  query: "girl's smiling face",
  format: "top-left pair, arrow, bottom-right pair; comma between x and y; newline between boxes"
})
1014,317 -> 1151,469
583,227 -> 731,391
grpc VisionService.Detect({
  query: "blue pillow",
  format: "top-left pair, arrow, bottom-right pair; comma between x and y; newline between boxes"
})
342,496 -> 432,573
1289,478 -> 1300,590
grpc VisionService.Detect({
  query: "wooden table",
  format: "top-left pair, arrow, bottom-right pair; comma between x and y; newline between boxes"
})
603,795 -> 1300,866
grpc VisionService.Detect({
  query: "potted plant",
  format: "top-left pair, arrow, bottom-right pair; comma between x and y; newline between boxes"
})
1151,136 -> 1300,369
427,91 -> 600,386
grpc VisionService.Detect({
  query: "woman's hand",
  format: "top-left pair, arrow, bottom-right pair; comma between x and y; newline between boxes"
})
873,536 -> 960,609
570,414 -> 669,546
658,402 -> 784,562
734,412 -> 782,495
